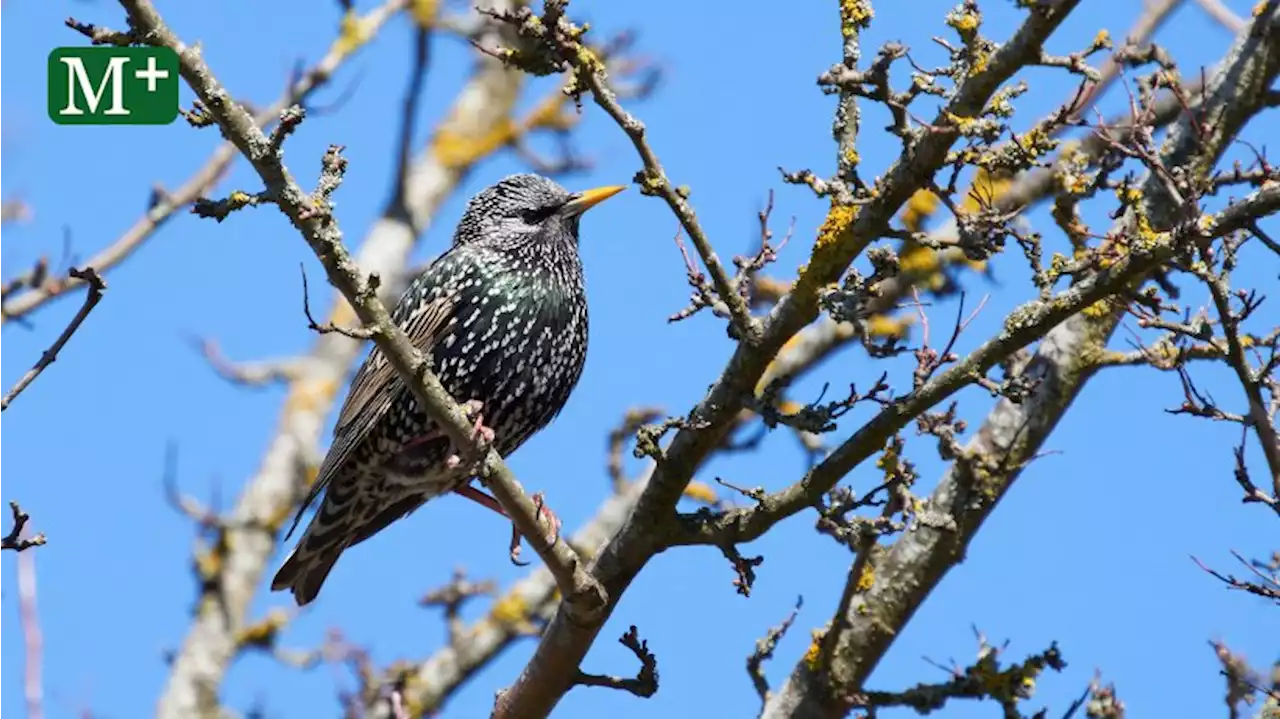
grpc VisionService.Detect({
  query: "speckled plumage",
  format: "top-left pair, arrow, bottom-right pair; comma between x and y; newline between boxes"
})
272,174 -> 620,605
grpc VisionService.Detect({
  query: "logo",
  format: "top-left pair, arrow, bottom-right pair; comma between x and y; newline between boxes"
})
48,47 -> 180,125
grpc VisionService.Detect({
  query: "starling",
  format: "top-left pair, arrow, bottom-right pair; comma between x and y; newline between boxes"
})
272,173 -> 624,605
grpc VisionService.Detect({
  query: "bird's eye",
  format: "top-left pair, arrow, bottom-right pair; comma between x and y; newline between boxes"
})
520,205 -> 559,224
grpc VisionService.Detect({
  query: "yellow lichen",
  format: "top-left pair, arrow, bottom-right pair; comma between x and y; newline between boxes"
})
332,9 -> 371,57
756,332 -> 809,394
574,45 -> 605,74
411,0 -> 439,27
778,400 -> 805,415
284,377 -> 340,416
235,609 -> 289,647
901,189 -> 940,232
866,314 -> 910,338
682,481 -> 719,505
855,563 -> 875,591
814,203 -> 859,253
1081,298 -> 1115,318
839,0 -> 874,37
900,245 -> 940,275
947,7 -> 981,33
1132,212 -> 1162,250
945,111 -> 978,133
968,48 -> 989,77
803,627 -> 827,669
876,439 -> 901,475
195,548 -> 222,580
431,119 -> 517,169
489,591 -> 528,626
963,169 -> 1013,212
1117,186 -> 1143,205
1092,29 -> 1112,50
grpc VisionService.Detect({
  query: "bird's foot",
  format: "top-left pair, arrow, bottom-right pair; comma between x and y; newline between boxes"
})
444,399 -> 495,471
451,484 -> 562,566
509,491 -> 562,567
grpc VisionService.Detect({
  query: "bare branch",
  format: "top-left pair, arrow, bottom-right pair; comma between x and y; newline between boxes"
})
2,502 -> 47,552
760,6 -> 1280,714
1193,0 -> 1248,32
1,267 -> 106,412
606,407 -> 664,493
193,338 -> 312,387
573,626 -> 659,699
747,597 -> 803,705
5,0 -> 410,325
491,1 -> 1090,715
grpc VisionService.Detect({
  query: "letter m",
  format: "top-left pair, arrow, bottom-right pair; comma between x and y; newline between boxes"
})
59,56 -> 130,116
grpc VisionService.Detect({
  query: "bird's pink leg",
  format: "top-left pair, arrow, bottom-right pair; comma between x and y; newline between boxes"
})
444,399 -> 495,470
400,400 -> 493,469
453,484 -> 562,565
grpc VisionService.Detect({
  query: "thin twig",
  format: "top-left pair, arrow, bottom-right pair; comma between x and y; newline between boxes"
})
1,502 -> 46,552
573,626 -> 659,698
1,268 -> 106,412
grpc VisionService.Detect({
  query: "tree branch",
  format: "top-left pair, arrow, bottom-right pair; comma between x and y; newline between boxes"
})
154,4 -> 532,715
1,502 -> 46,552
491,2 -> 1088,717
1,267 -> 106,412
760,6 -> 1280,715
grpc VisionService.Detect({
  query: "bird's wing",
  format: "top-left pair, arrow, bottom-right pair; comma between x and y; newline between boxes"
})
283,264 -> 462,541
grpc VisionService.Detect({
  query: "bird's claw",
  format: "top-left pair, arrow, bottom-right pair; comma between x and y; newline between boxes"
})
509,491 -> 562,567
445,399 -> 495,471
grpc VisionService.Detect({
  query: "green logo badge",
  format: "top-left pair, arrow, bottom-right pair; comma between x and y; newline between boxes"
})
48,47 -> 180,125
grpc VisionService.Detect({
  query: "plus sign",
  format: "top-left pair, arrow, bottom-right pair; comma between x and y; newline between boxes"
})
134,56 -> 169,93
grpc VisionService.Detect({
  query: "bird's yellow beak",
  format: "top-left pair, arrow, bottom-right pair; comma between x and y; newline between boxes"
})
563,185 -> 626,217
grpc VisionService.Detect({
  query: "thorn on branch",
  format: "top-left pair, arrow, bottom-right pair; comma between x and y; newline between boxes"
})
1,502 -> 46,552
573,625 -> 659,699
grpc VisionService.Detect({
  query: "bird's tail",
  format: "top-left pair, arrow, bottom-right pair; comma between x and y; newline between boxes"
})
273,476 -> 434,606
271,501 -> 355,606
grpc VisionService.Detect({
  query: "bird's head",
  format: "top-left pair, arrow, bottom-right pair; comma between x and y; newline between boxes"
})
452,173 -> 625,249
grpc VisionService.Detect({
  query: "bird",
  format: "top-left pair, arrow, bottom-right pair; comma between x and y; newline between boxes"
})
271,173 -> 625,606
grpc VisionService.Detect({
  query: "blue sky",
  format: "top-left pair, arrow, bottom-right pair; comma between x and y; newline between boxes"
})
3,1 -> 1277,718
